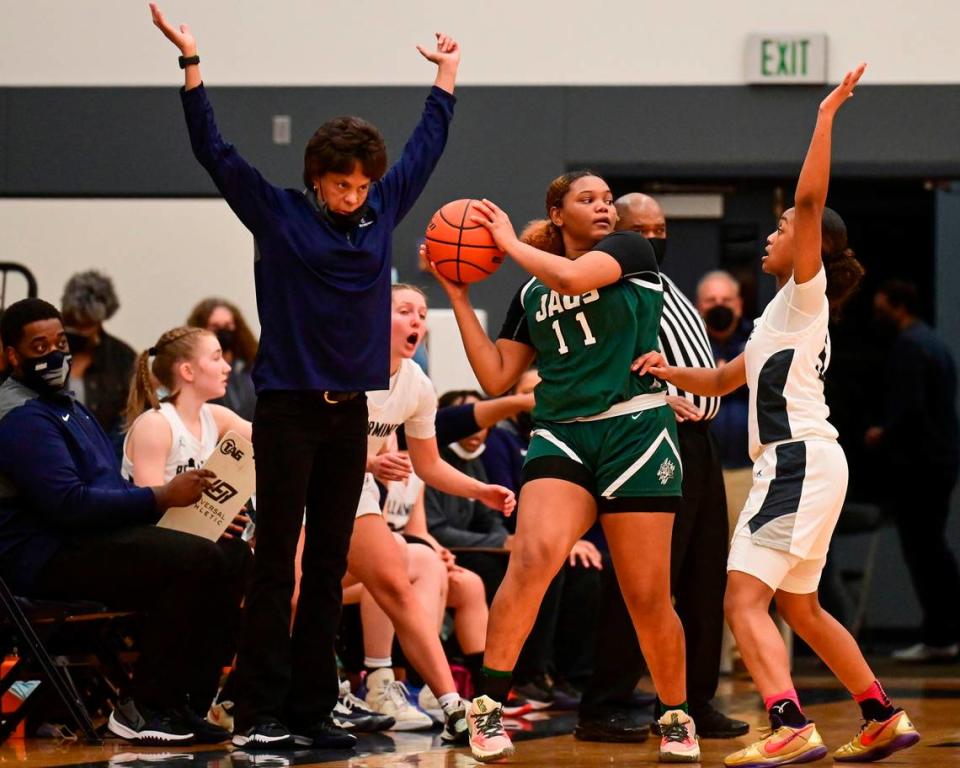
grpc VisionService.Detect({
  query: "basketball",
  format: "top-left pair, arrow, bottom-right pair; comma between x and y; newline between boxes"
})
425,198 -> 505,283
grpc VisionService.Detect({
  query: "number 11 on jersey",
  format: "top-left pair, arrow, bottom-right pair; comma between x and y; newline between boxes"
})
551,312 -> 597,355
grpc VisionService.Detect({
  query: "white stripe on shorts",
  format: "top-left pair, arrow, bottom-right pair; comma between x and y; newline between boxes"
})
530,428 -> 583,464
601,428 -> 682,498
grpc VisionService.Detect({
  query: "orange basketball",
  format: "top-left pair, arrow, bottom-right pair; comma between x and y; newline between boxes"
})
424,199 -> 505,284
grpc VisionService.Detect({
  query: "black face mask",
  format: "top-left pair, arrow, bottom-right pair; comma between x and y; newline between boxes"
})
19,350 -> 72,396
649,237 -> 667,267
306,188 -> 370,232
704,305 -> 736,334
215,329 -> 236,355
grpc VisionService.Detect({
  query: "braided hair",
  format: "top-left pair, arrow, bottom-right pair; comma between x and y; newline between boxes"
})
124,326 -> 211,431
820,207 -> 865,311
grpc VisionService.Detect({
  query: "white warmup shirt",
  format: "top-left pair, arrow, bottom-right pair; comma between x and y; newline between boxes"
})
122,402 -> 219,483
357,360 -> 437,517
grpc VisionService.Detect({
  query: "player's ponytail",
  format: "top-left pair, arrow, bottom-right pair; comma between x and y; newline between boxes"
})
520,219 -> 564,256
821,207 -> 865,311
520,169 -> 605,257
124,326 -> 211,432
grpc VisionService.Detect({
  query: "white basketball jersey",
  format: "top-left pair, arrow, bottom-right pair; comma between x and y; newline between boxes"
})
366,359 -> 437,456
745,269 -> 837,461
383,474 -> 424,533
122,402 -> 219,483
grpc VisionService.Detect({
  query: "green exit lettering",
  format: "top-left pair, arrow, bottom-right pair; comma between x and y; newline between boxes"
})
761,39 -> 811,77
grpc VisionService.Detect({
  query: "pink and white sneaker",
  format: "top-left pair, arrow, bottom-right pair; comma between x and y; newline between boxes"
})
658,710 -> 700,763
467,695 -> 515,763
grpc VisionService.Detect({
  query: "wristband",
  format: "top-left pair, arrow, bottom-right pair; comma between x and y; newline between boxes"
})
178,54 -> 200,69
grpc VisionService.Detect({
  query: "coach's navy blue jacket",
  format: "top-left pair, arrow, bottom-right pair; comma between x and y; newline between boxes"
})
0,378 -> 158,592
181,84 -> 455,394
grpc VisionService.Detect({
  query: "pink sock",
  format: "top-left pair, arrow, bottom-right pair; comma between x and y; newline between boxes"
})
764,688 -> 801,711
854,680 -> 890,706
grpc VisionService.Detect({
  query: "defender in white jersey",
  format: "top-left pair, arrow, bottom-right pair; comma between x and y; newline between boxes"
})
122,325 -> 253,742
330,285 -> 514,741
636,64 -> 919,767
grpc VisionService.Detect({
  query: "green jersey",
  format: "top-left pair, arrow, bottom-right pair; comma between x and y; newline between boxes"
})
497,231 -> 665,422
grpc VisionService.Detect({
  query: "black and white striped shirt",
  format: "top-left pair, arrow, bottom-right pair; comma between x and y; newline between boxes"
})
659,274 -> 720,420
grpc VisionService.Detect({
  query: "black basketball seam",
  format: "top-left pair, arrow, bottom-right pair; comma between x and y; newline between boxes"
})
439,203 -> 483,230
431,258 -> 493,275
455,199 -> 473,282
424,235 -> 502,249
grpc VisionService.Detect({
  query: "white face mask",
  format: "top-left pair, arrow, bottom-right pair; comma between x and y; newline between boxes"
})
448,442 -> 486,461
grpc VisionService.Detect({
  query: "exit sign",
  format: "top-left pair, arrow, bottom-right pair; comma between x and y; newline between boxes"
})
746,34 -> 827,84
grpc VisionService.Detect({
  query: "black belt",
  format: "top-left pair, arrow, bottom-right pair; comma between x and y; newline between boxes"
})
322,390 -> 362,404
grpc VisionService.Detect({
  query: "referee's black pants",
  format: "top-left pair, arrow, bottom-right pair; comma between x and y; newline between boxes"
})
579,420 -> 728,718
234,391 -> 368,731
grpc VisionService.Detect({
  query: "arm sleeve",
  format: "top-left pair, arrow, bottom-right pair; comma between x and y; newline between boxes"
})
404,368 -> 438,440
424,487 -> 508,548
398,404 -> 482,450
496,287 -> 534,346
0,413 -> 158,532
181,85 -> 285,236
378,87 -> 456,225
591,231 -> 660,281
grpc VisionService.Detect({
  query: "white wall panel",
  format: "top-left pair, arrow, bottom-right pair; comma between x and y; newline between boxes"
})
2,0 -> 957,86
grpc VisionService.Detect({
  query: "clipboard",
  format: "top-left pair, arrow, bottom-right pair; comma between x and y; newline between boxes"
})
157,430 -> 255,542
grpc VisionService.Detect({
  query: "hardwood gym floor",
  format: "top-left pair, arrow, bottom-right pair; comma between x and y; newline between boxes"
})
3,663 -> 958,767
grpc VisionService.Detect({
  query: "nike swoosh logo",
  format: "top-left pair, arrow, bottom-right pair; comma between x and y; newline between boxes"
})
631,413 -> 642,420
764,725 -> 811,755
61,414 -> 70,422
860,718 -> 893,747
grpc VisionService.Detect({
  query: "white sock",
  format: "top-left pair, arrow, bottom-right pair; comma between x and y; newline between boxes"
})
364,656 -> 393,670
438,692 -> 462,715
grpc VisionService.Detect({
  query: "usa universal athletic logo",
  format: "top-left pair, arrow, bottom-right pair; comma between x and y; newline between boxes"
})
204,479 -> 239,504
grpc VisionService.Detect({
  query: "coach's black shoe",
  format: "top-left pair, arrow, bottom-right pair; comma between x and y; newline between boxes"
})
574,711 -> 651,742
688,703 -> 749,739
108,698 -> 195,747
291,717 -> 358,749
232,718 -> 296,750
176,706 -> 231,744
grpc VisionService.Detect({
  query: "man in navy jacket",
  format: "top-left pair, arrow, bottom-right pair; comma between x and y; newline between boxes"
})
0,298 -> 248,746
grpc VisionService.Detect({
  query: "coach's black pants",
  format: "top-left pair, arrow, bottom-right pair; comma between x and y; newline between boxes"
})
579,420 -> 728,717
888,461 -> 960,647
32,526 -> 250,713
234,391 -> 368,731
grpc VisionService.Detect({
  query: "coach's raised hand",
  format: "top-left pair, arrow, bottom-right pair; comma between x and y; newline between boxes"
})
417,32 -> 461,95
149,3 -> 202,89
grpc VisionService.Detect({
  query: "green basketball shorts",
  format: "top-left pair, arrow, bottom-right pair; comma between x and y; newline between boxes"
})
522,405 -> 683,512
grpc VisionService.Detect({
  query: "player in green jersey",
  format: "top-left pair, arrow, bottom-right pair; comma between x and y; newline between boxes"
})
430,171 -> 698,763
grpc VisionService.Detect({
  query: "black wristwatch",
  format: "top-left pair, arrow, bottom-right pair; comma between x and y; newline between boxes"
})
178,54 -> 200,69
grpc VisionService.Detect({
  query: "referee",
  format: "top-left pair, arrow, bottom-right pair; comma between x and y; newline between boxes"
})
575,193 -> 748,741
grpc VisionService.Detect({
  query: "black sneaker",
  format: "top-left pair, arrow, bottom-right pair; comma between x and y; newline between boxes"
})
552,680 -> 582,710
232,718 -> 296,750
440,701 -> 469,744
513,676 -> 555,710
176,706 -> 231,744
575,711 -> 651,743
290,717 -> 358,749
333,680 -> 395,732
690,703 -> 750,739
108,698 -> 194,747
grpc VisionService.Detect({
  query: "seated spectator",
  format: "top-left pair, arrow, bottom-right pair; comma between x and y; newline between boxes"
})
0,298 -> 245,746
357,444 -> 490,715
186,298 -> 258,421
122,325 -> 255,728
60,271 -> 137,453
